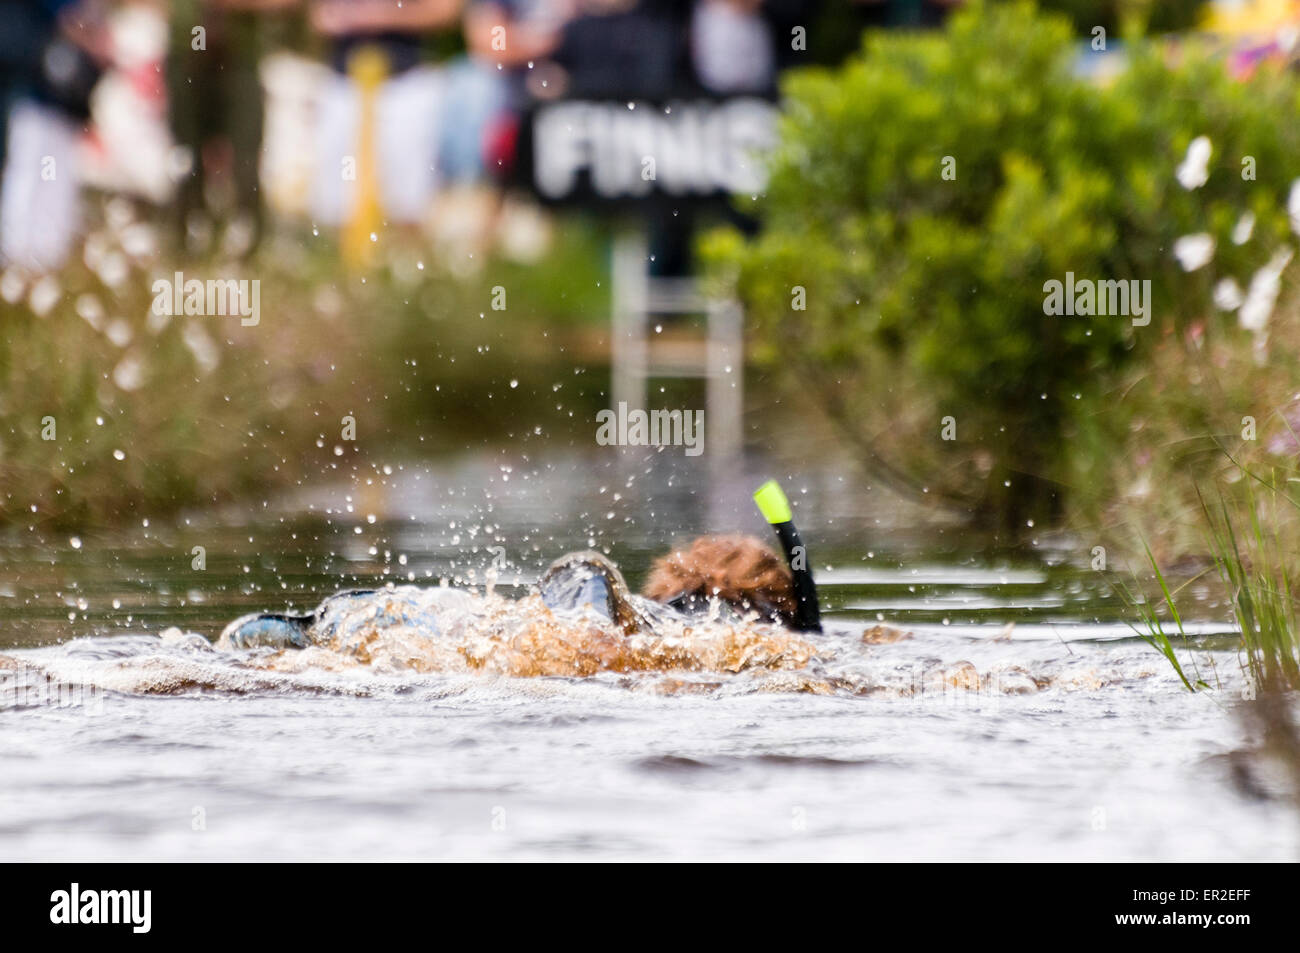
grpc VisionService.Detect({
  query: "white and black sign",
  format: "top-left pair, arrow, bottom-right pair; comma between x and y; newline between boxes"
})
528,98 -> 778,205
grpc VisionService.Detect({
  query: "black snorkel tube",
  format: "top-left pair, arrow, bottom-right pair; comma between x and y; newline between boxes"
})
753,480 -> 821,633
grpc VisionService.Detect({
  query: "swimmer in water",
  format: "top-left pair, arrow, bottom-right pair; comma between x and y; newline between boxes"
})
219,481 -> 820,649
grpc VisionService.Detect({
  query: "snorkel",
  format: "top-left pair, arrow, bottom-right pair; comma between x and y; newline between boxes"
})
753,480 -> 822,633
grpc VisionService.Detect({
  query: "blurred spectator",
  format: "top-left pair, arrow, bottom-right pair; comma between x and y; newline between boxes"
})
690,0 -> 774,94
82,2 -> 175,205
543,0 -> 693,100
167,0 -> 300,257
0,0 -> 108,271
309,0 -> 462,228
452,0 -> 569,183
312,0 -> 463,72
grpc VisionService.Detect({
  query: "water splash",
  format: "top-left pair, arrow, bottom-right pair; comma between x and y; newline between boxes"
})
258,586 -> 820,679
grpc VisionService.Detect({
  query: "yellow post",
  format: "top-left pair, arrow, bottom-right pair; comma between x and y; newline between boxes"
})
342,45 -> 389,269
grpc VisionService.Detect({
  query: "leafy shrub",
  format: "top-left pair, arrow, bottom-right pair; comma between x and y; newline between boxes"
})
1033,0 -> 1205,35
706,1 -> 1300,530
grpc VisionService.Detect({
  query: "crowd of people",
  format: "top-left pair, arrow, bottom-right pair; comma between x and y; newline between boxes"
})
0,0 -> 964,272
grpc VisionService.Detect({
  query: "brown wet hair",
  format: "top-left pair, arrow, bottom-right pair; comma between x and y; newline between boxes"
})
642,535 -> 797,626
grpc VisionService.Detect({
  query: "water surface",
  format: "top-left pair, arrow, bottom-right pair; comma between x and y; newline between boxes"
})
1,453 -> 1290,861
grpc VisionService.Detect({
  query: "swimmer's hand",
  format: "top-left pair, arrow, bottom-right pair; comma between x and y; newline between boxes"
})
217,613 -> 314,651
538,551 -> 649,634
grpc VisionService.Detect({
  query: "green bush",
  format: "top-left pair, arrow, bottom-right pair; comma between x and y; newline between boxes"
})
706,1 -> 1300,530
1033,0 -> 1205,35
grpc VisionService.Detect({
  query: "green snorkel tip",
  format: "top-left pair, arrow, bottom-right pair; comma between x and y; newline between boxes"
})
753,480 -> 794,525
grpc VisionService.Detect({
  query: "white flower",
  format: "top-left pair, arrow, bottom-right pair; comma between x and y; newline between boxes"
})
1174,232 -> 1215,271
0,269 -> 24,304
76,293 -> 105,331
119,223 -> 157,260
1176,136 -> 1212,190
95,251 -> 129,289
112,352 -> 145,392
1213,277 -> 1243,311
1289,180 -> 1300,235
1232,211 -> 1255,245
181,322 -> 220,375
27,275 -> 61,316
1239,247 -> 1293,332
105,319 -> 133,348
